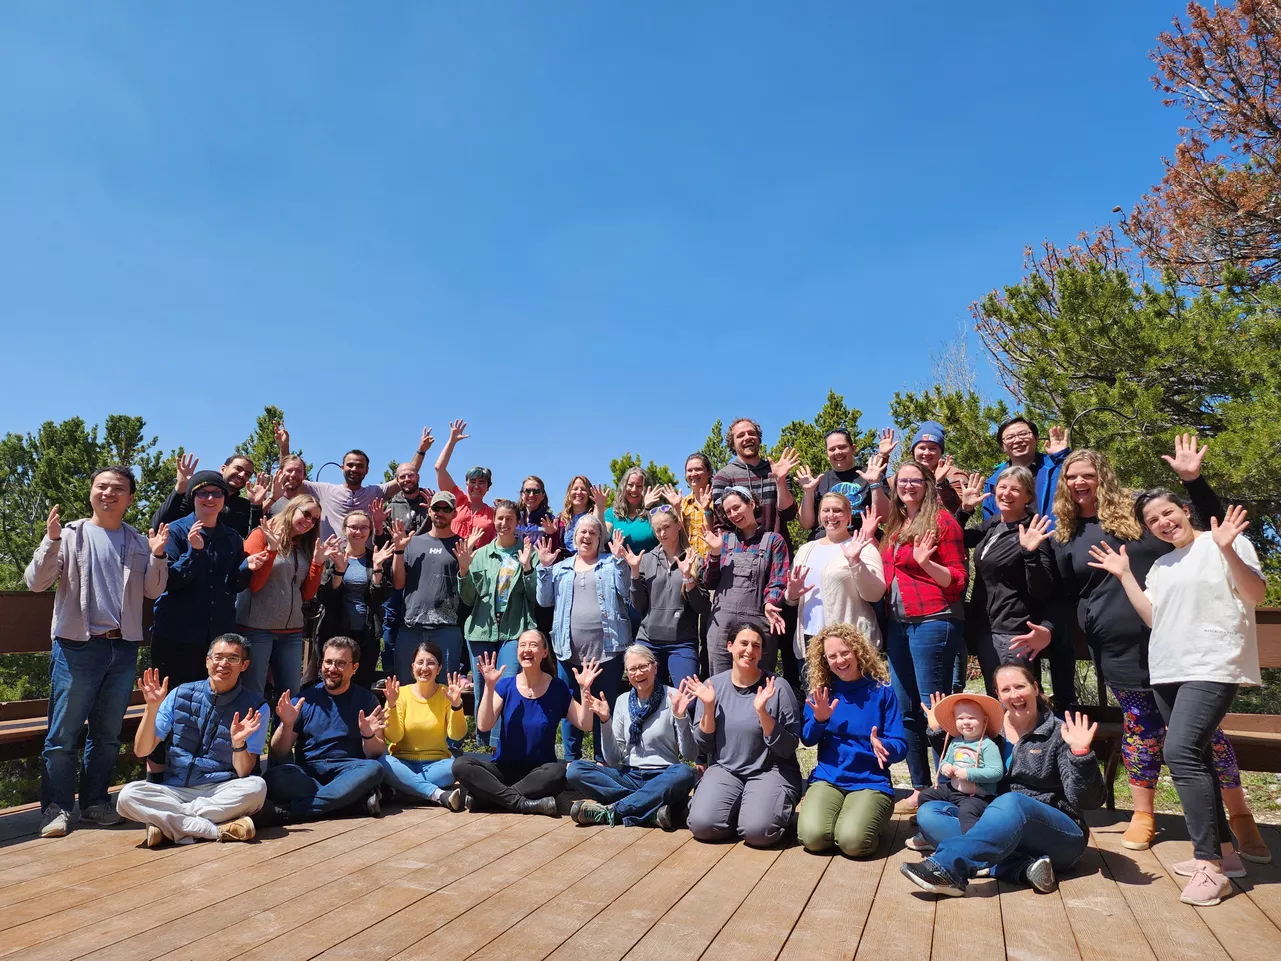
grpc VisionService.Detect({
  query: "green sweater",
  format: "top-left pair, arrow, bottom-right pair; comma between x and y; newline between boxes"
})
458,543 -> 538,642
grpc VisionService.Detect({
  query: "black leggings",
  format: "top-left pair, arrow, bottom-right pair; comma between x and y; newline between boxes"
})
916,783 -> 992,833
1152,681 -> 1237,861
452,756 -> 567,812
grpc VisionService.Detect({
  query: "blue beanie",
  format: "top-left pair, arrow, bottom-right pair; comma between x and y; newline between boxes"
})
910,421 -> 946,453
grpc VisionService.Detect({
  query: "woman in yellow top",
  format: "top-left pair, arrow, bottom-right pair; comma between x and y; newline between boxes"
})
378,640 -> 472,810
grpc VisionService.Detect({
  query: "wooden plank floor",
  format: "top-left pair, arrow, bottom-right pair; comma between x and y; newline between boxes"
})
0,805 -> 1276,961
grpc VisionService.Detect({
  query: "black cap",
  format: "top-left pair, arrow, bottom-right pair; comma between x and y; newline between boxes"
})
189,470 -> 229,497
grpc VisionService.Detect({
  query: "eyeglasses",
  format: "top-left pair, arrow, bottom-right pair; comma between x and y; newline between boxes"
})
346,525 -> 371,534
896,478 -> 927,489
321,658 -> 351,670
522,488 -> 544,496
193,489 -> 224,500
1003,432 -> 1036,443
625,664 -> 655,675
208,653 -> 243,664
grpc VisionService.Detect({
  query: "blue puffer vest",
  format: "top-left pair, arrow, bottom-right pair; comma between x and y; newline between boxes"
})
165,679 -> 262,787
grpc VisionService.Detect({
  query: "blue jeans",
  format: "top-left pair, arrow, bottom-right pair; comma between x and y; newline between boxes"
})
566,760 -> 696,826
395,626 -> 464,685
558,657 -> 624,762
238,630 -> 304,699
918,792 -> 1088,889
885,618 -> 964,788
43,638 -> 140,811
467,639 -> 521,753
380,589 -> 404,675
264,757 -> 384,819
377,754 -> 456,803
640,639 -> 698,689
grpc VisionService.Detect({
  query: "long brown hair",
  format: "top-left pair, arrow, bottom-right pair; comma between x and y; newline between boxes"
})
1053,449 -> 1142,543
270,495 -> 322,558
882,460 -> 942,547
560,475 -> 595,525
805,622 -> 889,693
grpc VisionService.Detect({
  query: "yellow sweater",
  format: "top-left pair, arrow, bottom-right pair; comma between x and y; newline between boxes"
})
386,686 -> 468,761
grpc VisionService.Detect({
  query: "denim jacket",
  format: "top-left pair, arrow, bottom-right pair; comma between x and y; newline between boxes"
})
536,554 -> 632,661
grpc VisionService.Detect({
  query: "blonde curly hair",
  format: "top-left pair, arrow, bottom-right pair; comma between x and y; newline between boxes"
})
805,622 -> 889,693
1053,449 -> 1141,543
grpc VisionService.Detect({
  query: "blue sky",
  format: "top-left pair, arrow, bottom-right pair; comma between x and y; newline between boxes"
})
0,3 -> 1190,498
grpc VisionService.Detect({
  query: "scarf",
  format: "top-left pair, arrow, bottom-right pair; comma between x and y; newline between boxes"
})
628,683 -> 666,751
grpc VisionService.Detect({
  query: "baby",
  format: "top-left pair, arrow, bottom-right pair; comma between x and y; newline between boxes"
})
907,693 -> 1004,851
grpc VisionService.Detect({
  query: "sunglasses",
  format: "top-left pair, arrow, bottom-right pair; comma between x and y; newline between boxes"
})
193,488 -> 224,499
522,488 -> 544,496
648,505 -> 675,516
299,512 -> 320,524
429,504 -> 455,513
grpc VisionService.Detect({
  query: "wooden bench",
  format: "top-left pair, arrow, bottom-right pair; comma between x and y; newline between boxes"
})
1071,607 -> 1281,807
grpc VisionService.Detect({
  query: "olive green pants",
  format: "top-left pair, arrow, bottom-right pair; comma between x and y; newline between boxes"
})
796,781 -> 893,857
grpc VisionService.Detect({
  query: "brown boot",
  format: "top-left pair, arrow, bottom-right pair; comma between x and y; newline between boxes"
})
1230,813 -> 1273,864
1121,811 -> 1156,850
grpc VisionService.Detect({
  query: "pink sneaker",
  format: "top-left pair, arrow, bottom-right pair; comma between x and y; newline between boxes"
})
1172,852 -> 1246,879
1179,868 -> 1231,906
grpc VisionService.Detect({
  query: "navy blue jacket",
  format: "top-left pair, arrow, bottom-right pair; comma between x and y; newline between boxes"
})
164,678 -> 264,787
981,449 -> 1070,530
152,514 -> 251,645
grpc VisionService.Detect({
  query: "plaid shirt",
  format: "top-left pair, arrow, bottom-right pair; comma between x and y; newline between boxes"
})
881,509 -> 968,617
700,527 -> 789,608
682,494 -> 710,561
710,457 -> 797,555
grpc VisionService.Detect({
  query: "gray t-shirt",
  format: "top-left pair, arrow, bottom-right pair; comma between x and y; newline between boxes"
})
569,570 -> 605,664
692,670 -> 803,784
82,523 -> 127,636
402,534 -> 460,628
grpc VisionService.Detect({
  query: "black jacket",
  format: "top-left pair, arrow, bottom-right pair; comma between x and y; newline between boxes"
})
152,488 -> 257,540
1005,708 -> 1107,829
964,513 -> 1055,637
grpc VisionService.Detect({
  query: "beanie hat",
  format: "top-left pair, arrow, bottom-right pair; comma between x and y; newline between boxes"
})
910,421 -> 946,454
188,470 -> 229,497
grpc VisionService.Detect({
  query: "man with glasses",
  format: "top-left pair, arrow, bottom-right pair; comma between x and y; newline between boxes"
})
980,418 -> 1070,525
259,636 -> 387,825
151,452 -> 262,539
274,422 -> 434,543
116,634 -> 269,847
25,466 -> 169,838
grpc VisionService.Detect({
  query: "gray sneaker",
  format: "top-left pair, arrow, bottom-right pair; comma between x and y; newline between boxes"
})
80,802 -> 123,827
39,804 -> 70,838
1026,855 -> 1057,893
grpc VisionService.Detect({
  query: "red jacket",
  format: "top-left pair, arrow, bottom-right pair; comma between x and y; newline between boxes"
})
881,509 -> 968,617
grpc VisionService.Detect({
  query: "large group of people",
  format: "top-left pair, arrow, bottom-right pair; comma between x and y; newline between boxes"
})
24,415 -> 1272,909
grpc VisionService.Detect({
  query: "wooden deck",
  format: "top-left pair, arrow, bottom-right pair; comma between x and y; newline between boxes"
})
0,803 -> 1278,961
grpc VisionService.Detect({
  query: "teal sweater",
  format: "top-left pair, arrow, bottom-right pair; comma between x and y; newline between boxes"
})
939,736 -> 1004,796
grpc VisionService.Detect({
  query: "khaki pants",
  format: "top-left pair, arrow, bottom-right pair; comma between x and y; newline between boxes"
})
796,781 -> 893,857
116,776 -> 267,843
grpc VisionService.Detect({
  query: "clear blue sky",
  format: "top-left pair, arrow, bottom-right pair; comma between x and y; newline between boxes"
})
0,3 -> 1189,498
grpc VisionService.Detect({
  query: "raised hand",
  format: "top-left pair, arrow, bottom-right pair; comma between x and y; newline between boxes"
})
921,691 -> 945,732
245,550 -> 273,571
1018,514 -> 1052,552
230,708 -> 262,747
419,426 -> 435,453
959,472 -> 988,511
585,691 -> 611,721
806,685 -> 838,723
139,667 -> 169,706
912,529 -> 938,567
372,540 -> 395,569
668,684 -> 695,718
694,486 -> 713,512
590,483 -> 611,506
445,671 -> 472,708
448,419 -> 469,444
384,675 -> 400,707
369,497 -> 388,534
534,536 -> 558,568
753,675 -> 777,713
572,657 -> 603,692
175,453 -> 199,491
1046,425 -> 1070,454
389,519 -> 414,553
699,529 -> 724,555
478,650 -> 506,687
934,454 -> 955,483
273,421 -> 289,452
1086,541 -> 1131,578
187,520 -> 206,551
877,428 -> 899,457
147,523 -> 169,556
246,472 -> 272,507
675,551 -> 696,580
518,537 -> 535,572
322,535 -> 344,567
796,465 -> 821,493
764,602 -> 786,634
772,447 -> 801,481
623,545 -> 646,575
857,451 -> 889,484
454,538 -> 475,576
539,514 -> 558,536
642,485 -> 664,509
275,690 -> 304,728
662,484 -> 683,507
1211,504 -> 1250,551
357,704 -> 387,740
681,675 -> 716,712
258,517 -> 282,554
842,525 -> 875,564
783,564 -> 811,602
1161,432 -> 1208,481
1061,711 -> 1098,754
1008,620 -> 1052,657
46,504 -> 62,541
869,725 -> 890,769
609,529 -> 626,559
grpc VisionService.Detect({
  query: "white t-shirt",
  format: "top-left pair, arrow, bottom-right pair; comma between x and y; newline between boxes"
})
1145,532 -> 1265,686
800,542 -> 843,635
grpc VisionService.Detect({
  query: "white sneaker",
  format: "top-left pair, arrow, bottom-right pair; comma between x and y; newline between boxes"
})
40,804 -> 70,838
905,833 -> 935,852
80,802 -> 123,827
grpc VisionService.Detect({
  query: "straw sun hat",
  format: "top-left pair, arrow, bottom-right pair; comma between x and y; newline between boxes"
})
933,692 -> 1005,739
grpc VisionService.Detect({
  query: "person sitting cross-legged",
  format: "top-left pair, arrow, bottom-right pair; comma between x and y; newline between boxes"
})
116,634 -> 268,847
566,644 -> 698,829
258,636 -> 387,825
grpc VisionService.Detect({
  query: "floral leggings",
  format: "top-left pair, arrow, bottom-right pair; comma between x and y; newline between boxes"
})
1112,687 -> 1241,790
